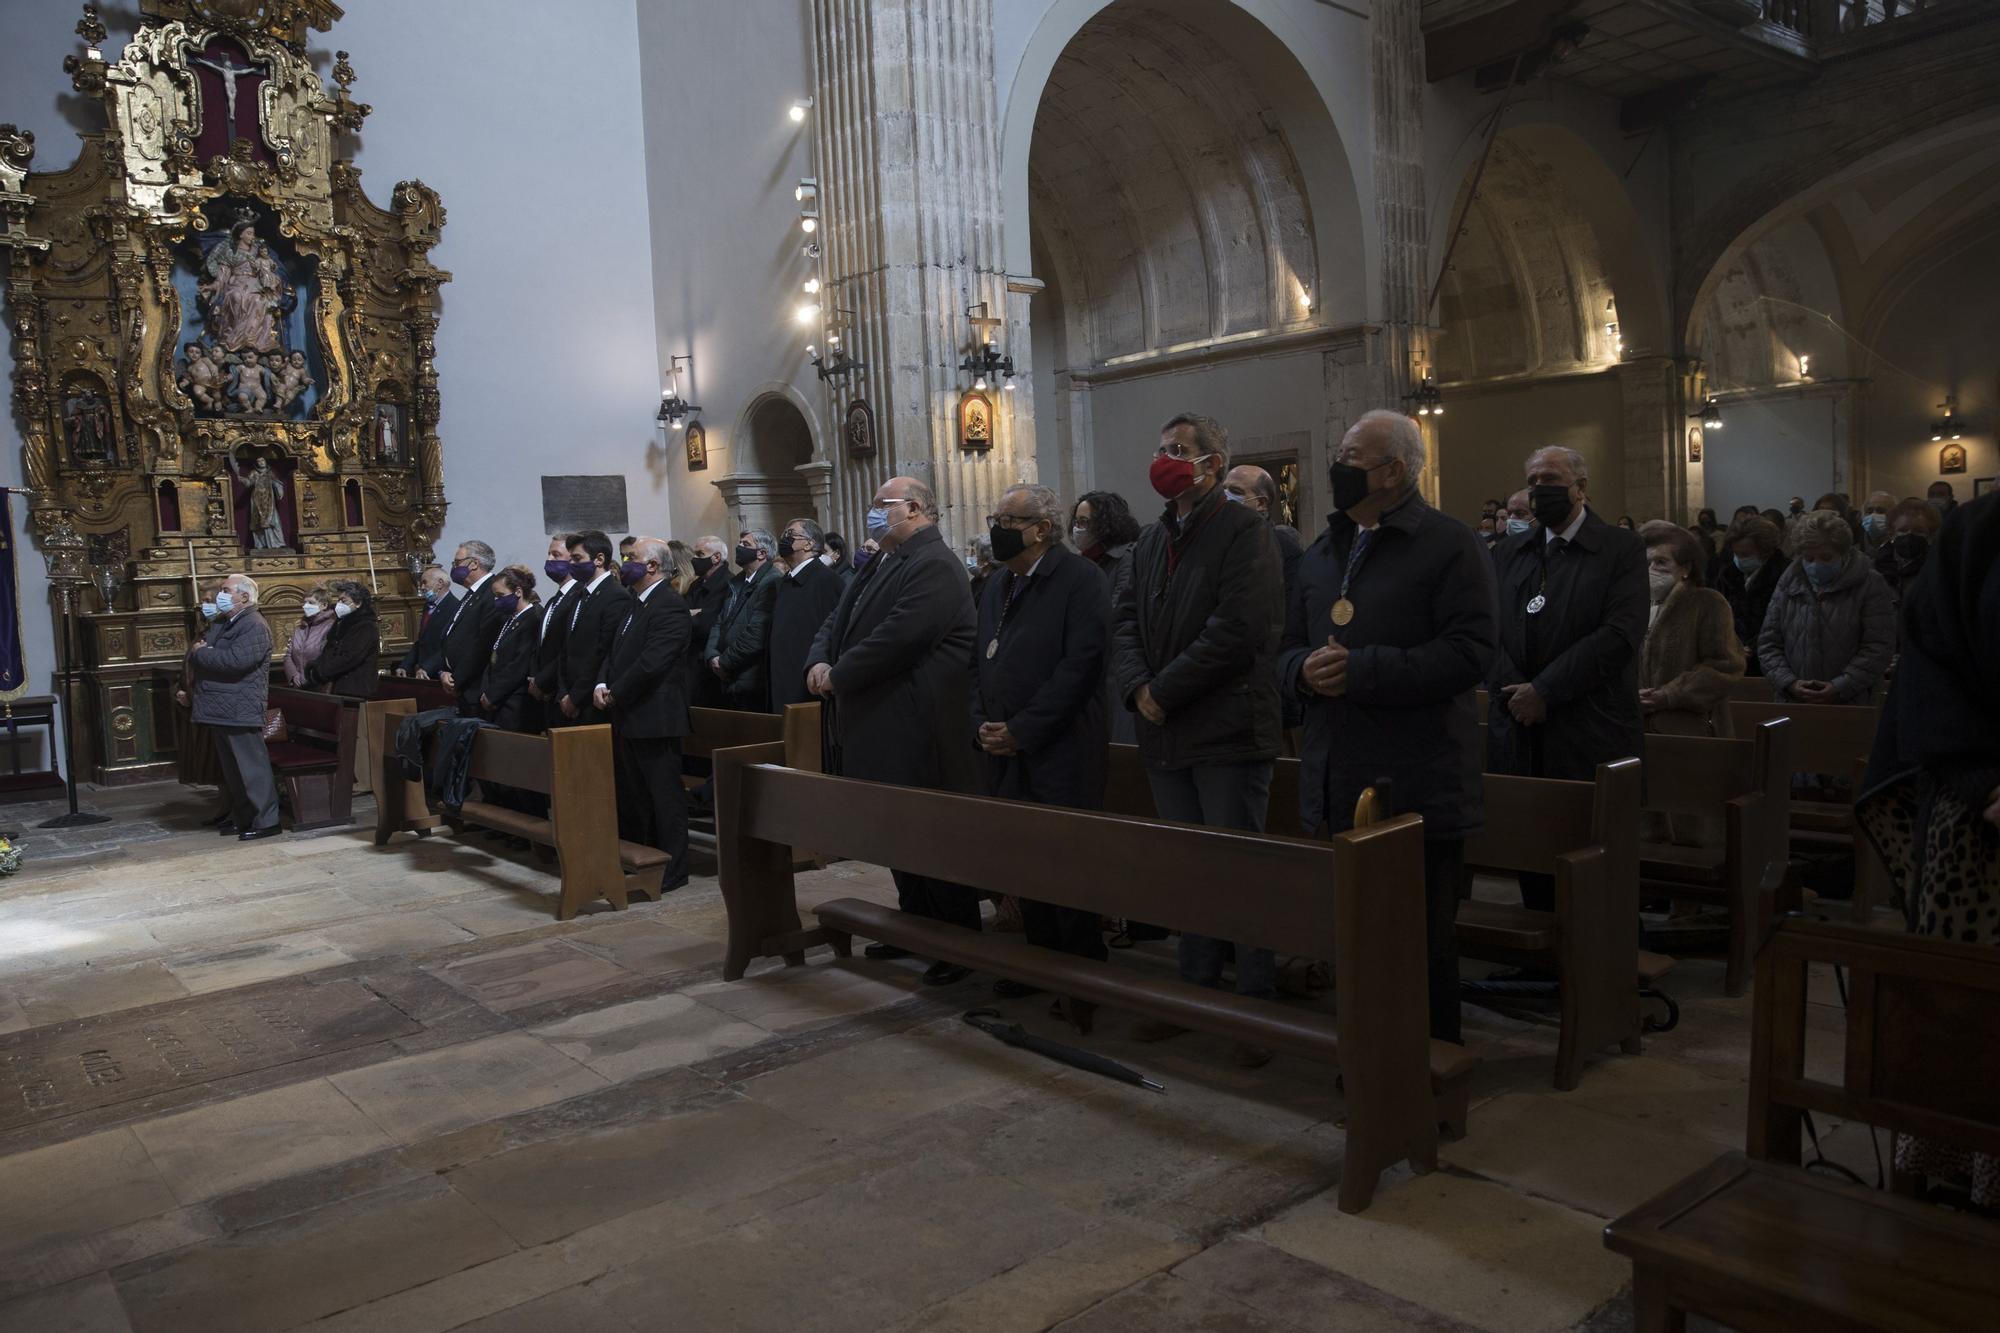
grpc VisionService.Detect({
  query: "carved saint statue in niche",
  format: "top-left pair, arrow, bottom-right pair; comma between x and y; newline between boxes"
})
201,219 -> 284,354
62,386 -> 114,463
227,452 -> 288,549
965,399 -> 990,444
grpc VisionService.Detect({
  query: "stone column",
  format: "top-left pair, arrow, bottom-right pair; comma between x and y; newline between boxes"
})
810,0 -> 1031,550
1618,357 -> 1683,522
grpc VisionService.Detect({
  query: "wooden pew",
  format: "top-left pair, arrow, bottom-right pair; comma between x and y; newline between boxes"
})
265,686 -> 358,831
372,698 -> 669,919
1458,759 -> 1645,1090
1638,719 -> 1790,998
1605,917 -> 2000,1331
683,704 -> 821,865
353,675 -> 454,796
715,741 -> 1473,1215
1728,698 -> 1890,923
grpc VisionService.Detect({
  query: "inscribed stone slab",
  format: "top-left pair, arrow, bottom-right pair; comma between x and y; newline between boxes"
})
129,1078 -> 396,1204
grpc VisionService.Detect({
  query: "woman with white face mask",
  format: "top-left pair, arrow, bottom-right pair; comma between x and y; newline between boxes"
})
1757,509 -> 1897,706
282,583 -> 336,686
1637,521 -> 1743,738
302,581 -> 381,698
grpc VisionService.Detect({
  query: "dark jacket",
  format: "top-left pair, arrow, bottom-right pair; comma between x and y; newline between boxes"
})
708,562 -> 781,709
1278,493 -> 1495,838
1085,540 -> 1137,745
1714,554 -> 1787,675
481,606 -> 542,730
398,595 -> 454,676
560,574 -> 634,721
683,563 -> 733,706
1272,521 -> 1306,730
189,607 -> 274,728
304,607 -> 380,698
1487,508 -> 1648,781
394,708 -> 487,811
1111,484 -> 1283,770
441,578 -> 504,700
971,544 -> 1110,810
808,522 -> 978,792
1757,551 -> 1896,704
531,581 -> 579,698
768,558 -> 845,711
601,582 -> 693,739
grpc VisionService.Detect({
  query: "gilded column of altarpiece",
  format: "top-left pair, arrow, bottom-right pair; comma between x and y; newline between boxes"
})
0,0 -> 450,781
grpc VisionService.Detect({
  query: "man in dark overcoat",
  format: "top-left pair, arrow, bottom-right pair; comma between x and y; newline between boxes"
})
1487,444 -> 1648,910
768,518 -> 845,711
594,536 -> 693,891
807,475 -> 981,985
1279,410 -> 1496,1042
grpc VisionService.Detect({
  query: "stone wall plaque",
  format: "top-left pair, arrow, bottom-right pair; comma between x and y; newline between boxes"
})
540,475 -> 631,537
0,978 -> 419,1132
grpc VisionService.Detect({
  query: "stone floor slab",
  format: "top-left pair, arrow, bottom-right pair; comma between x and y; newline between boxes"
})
1171,1236 -> 1484,1332
0,1273 -> 134,1333
11,962 -> 191,1028
528,993 -> 767,1081
1258,1173 -> 1630,1333
563,921 -> 716,975
1441,1093 -> 1723,1219
315,913 -> 476,961
0,1206 -> 217,1303
683,958 -> 919,1035
163,934 -> 356,995
328,1031 -> 607,1144
429,939 -> 632,1013
1048,1271 -> 1294,1332
735,1017 -> 1034,1136
113,1178 -> 515,1333
886,1219 -> 1195,1333
0,1130 -> 176,1260
130,1078 -> 395,1204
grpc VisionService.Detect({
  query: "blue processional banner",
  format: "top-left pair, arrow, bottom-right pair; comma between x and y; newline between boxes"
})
0,491 -> 27,701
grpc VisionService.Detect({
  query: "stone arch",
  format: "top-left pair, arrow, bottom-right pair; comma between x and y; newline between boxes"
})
1001,0 -> 1370,326
717,388 -> 822,540
1430,122 -> 1668,381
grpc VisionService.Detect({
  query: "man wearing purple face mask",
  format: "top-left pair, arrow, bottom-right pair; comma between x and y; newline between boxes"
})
556,530 -> 632,725
440,540 -> 503,717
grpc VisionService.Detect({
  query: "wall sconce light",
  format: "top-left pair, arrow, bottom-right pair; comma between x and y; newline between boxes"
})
1930,396 -> 1963,441
794,178 -> 818,205
809,313 -> 866,383
1404,374 -> 1444,418
802,277 -> 820,295
1298,282 -> 1313,313
1692,397 -> 1723,431
793,301 -> 821,325
1797,353 -> 1811,380
656,353 -> 701,431
789,97 -> 813,123
957,302 -> 1015,391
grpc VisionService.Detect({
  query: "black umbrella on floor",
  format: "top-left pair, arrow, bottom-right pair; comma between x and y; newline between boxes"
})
961,1008 -> 1164,1092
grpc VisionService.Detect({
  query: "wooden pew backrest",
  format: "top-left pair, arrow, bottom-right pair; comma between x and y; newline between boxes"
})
1751,917 -> 2000,1163
686,707 -> 785,761
1104,743 -> 1305,838
1728,699 -> 1878,774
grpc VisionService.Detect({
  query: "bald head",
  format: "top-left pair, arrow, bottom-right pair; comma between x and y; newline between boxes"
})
1222,465 -> 1278,519
873,475 -> 938,549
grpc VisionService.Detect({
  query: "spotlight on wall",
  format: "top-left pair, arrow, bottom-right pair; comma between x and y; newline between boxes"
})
794,177 -> 818,205
794,301 -> 821,325
1693,397 -> 1723,431
788,97 -> 813,123
1298,282 -> 1313,313
656,353 -> 701,432
1797,353 -> 1811,380
802,242 -> 821,261
802,277 -> 821,295
1931,396 -> 1963,441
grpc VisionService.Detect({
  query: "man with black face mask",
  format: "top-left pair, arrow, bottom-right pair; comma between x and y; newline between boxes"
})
1279,410 -> 1496,1043
1876,497 -> 1942,609
768,518 -> 844,710
682,535 -> 732,707
1487,446 -> 1648,913
706,529 -> 781,711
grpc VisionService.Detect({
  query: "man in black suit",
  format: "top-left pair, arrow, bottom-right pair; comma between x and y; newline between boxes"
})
1487,445 -> 1648,911
769,517 -> 845,711
707,529 -> 780,711
557,529 -> 632,726
394,564 -> 453,678
440,540 -> 504,716
594,536 -> 693,890
807,476 -> 981,985
972,483 -> 1111,1017
682,535 -> 732,707
529,533 -> 579,714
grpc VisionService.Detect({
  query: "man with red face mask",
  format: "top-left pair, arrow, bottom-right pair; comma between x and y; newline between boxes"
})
1110,411 -> 1284,1066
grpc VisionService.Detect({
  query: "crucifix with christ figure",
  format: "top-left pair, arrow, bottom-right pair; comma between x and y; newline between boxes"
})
190,45 -> 266,151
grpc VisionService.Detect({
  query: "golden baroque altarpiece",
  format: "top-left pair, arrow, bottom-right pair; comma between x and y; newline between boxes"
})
0,0 -> 450,781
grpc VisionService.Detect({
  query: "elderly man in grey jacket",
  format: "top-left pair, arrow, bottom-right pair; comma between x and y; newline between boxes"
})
190,573 -> 282,839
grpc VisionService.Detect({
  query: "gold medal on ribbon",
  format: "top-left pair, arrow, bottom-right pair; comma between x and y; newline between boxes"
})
1330,598 -> 1355,627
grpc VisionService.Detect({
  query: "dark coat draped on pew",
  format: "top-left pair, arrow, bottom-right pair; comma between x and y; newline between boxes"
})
560,573 -> 634,724
441,577 -> 504,713
1110,484 -> 1284,771
809,522 -> 978,794
970,543 -> 1110,810
1278,492 -> 1495,838
1486,508 -> 1648,781
768,558 -> 845,712
480,606 -> 542,731
303,606 -> 380,699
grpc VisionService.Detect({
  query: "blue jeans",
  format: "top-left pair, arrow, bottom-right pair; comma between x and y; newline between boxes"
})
1145,760 -> 1277,1000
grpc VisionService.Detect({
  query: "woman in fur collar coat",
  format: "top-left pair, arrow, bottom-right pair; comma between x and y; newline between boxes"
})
1638,521 -> 1744,737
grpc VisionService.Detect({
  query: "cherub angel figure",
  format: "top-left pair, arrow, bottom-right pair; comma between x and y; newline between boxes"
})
228,352 -> 270,414
270,350 -> 312,412
179,342 -> 222,411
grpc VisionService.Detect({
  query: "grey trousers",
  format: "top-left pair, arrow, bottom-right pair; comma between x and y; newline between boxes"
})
1146,759 -> 1277,1000
213,726 -> 280,831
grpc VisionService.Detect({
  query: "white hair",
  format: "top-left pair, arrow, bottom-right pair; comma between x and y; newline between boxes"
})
458,540 -> 496,571
1526,446 -> 1588,482
1002,483 -> 1064,528
697,534 -> 728,560
1347,409 -> 1427,481
224,573 -> 259,603
632,536 -> 670,566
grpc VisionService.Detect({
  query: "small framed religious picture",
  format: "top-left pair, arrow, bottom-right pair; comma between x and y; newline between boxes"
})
372,401 -> 406,466
1939,441 -> 1968,474
844,397 -> 876,459
958,389 -> 995,452
685,420 -> 708,471
1974,475 -> 1995,498
1686,426 -> 1703,464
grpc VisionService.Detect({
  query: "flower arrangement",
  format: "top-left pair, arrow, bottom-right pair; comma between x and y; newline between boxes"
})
0,838 -> 22,876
